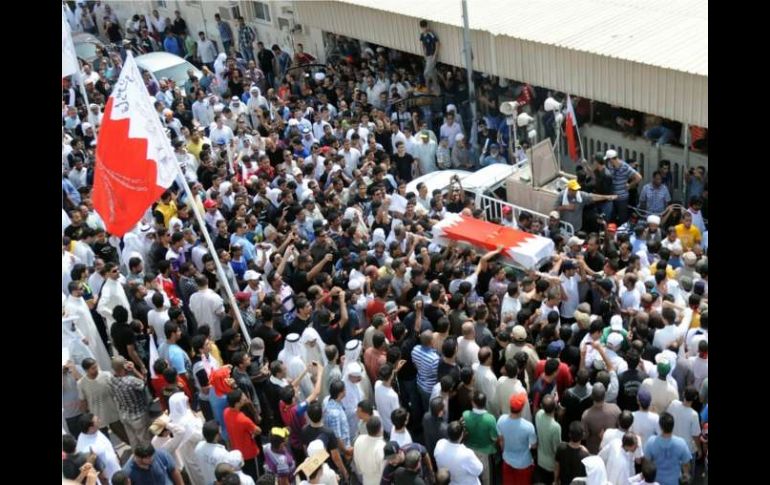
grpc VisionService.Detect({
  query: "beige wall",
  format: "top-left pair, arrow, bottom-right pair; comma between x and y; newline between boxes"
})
295,1 -> 707,128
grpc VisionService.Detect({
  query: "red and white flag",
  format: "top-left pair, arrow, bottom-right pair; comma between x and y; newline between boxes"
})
565,94 -> 580,160
92,52 -> 178,237
432,214 -> 555,270
62,4 -> 79,78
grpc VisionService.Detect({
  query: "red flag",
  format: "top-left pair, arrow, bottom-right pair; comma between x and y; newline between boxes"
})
92,53 -> 178,237
565,94 -> 579,160
431,214 -> 555,270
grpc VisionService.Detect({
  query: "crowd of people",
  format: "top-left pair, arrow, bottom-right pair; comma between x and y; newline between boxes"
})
62,3 -> 709,485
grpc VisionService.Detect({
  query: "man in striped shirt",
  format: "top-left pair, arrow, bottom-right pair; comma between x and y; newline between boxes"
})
639,171 -> 671,215
605,149 -> 642,224
411,330 -> 440,419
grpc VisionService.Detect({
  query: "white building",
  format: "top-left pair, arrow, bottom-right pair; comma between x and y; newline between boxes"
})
107,0 -> 326,62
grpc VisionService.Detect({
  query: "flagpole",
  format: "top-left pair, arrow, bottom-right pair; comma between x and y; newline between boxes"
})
173,167 -> 252,343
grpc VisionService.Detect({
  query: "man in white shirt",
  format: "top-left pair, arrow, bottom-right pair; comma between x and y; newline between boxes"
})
631,389 -> 661,445
195,421 -> 230,485
341,137 -> 362,178
68,159 -> 89,189
457,322 -> 480,367
557,259 -> 582,322
209,115 -> 234,146
192,91 -> 214,128
353,416 -> 386,485
434,421 -> 484,485
653,307 -> 691,352
188,275 -> 226,340
599,432 -> 639,485
197,32 -> 217,68
640,355 -> 679,414
666,387 -> 702,457
374,364 -> 401,435
474,347 -> 499,415
439,111 -> 463,149
147,292 -> 170,346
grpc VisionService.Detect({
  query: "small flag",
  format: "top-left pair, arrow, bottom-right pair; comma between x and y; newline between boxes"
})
565,94 -> 579,160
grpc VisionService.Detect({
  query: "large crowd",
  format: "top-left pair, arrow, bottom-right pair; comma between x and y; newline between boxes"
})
62,3 -> 709,485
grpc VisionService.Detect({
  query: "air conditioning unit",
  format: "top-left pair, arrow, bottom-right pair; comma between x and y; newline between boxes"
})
281,7 -> 294,15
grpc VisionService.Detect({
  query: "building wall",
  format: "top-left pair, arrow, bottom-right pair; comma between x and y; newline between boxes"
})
107,1 -> 326,62
294,0 -> 707,128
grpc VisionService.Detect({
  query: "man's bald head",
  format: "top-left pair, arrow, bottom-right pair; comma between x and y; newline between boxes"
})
420,330 -> 434,346
462,321 -> 475,337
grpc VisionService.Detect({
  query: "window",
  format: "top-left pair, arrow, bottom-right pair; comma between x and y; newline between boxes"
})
218,3 -> 241,20
186,1 -> 202,5
250,1 -> 272,23
155,1 -> 168,8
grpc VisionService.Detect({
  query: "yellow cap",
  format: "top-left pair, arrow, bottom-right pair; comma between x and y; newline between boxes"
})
271,427 -> 290,439
566,179 -> 581,191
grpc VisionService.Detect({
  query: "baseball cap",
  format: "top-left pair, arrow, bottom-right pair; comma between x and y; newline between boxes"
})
637,389 -> 652,408
512,325 -> 527,342
604,149 -> 618,160
549,211 -> 560,219
385,301 -> 398,314
597,279 -> 614,293
244,270 -> 260,282
348,279 -> 362,291
383,441 -> 400,460
562,260 -> 577,271
235,291 -> 250,302
566,179 -> 581,191
546,340 -> 565,358
567,236 -> 585,246
509,393 -> 527,413
203,199 -> 217,209
249,337 -> 265,358
502,206 -> 512,215
607,332 -> 624,350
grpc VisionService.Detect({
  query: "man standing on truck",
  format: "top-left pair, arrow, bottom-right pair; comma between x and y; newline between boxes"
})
554,179 -> 617,233
605,149 -> 642,224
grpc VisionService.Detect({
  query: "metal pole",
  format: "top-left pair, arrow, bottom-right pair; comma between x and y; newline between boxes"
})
683,122 -> 690,201
198,2 -> 209,38
461,0 -> 479,150
173,168 -> 252,343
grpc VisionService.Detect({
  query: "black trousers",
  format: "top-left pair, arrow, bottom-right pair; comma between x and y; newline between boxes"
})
242,458 -> 259,481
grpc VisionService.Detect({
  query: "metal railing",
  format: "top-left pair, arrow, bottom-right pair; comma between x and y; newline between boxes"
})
474,193 -> 575,237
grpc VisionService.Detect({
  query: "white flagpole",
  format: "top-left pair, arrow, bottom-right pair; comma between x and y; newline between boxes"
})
122,51 -> 252,343
173,162 -> 252,343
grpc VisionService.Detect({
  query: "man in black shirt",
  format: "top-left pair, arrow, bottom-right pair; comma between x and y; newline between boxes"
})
254,305 -> 283,363
393,141 -> 416,183
301,401 -> 349,480
257,42 -> 275,87
424,284 -> 446,329
110,305 -> 147,375
554,422 -> 589,485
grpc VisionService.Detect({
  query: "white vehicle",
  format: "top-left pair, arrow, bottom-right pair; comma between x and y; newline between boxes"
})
405,169 -> 470,197
135,52 -> 202,96
405,162 -> 575,236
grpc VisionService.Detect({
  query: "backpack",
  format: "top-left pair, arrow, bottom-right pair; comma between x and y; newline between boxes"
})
618,370 -> 643,411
